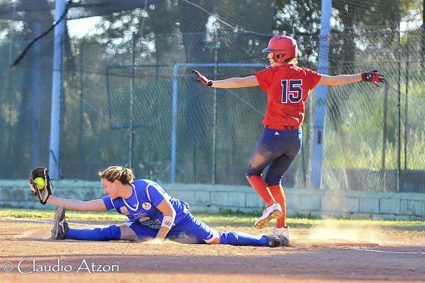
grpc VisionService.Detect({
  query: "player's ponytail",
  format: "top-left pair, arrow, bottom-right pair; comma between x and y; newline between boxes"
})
98,165 -> 135,184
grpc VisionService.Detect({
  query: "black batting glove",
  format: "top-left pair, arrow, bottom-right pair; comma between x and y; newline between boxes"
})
192,70 -> 213,87
361,70 -> 386,87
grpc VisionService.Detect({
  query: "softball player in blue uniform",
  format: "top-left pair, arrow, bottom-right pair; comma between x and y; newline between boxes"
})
47,165 -> 289,247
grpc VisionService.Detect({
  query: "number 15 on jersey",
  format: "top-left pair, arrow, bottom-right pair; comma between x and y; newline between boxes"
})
281,79 -> 303,104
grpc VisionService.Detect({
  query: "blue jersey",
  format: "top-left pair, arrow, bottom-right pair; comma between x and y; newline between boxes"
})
102,179 -> 219,243
102,179 -> 188,230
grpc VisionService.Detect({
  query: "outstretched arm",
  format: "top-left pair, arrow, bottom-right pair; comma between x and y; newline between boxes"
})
318,74 -> 362,86
192,70 -> 259,88
47,195 -> 107,212
318,70 -> 385,86
210,75 -> 259,88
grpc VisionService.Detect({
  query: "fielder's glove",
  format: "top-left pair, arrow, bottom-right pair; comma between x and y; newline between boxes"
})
29,167 -> 52,205
192,70 -> 213,87
361,70 -> 386,87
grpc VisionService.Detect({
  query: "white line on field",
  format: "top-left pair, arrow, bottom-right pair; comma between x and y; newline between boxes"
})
354,248 -> 425,255
4,217 -> 92,226
382,241 -> 425,246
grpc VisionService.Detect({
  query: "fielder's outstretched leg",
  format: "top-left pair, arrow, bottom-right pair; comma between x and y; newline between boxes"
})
51,206 -> 136,241
219,231 -> 289,247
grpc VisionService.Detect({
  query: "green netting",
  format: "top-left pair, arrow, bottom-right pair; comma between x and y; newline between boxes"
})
0,1 -> 424,193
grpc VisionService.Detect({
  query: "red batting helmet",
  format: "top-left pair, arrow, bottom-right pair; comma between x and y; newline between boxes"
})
262,35 -> 298,63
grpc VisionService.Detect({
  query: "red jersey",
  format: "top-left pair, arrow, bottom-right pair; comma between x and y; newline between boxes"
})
255,64 -> 321,129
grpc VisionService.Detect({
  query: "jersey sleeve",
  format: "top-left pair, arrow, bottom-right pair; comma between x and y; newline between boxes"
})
306,68 -> 322,89
254,68 -> 272,92
102,195 -> 115,211
146,182 -> 169,207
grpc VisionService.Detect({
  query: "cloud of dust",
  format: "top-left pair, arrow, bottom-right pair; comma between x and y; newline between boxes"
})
307,219 -> 385,244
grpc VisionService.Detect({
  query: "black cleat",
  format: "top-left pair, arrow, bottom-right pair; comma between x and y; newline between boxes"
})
51,205 -> 68,240
264,235 -> 290,247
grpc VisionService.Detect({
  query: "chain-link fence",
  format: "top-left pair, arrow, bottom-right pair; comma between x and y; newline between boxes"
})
0,23 -> 424,192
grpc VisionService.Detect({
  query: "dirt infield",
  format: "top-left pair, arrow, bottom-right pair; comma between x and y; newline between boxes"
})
0,219 -> 424,283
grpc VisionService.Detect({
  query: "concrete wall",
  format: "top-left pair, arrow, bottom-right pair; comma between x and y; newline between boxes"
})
1,180 -> 424,220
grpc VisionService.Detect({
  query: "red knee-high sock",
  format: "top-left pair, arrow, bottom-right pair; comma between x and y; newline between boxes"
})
247,175 -> 275,206
268,184 -> 287,227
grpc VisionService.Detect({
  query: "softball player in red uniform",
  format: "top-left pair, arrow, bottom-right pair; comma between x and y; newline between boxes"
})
193,35 -> 385,239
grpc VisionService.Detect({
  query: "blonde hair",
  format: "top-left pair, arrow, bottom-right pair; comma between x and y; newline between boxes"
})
98,165 -> 135,184
284,57 -> 298,65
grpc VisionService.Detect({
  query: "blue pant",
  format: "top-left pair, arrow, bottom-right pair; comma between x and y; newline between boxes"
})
128,213 -> 268,246
65,213 -> 269,246
246,127 -> 302,185
129,212 -> 219,244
